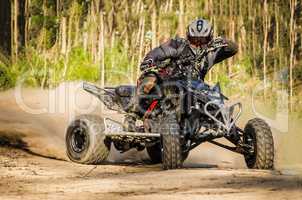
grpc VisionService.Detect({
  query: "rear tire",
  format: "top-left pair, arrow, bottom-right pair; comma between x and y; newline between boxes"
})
65,114 -> 110,164
243,118 -> 274,169
161,113 -> 183,170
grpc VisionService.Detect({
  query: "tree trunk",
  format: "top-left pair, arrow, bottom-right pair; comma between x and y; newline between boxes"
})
90,1 -> 97,63
135,3 -> 143,46
67,8 -> 73,55
10,0 -> 26,61
83,21 -> 88,52
137,14 -> 145,78
0,0 -> 11,56
124,0 -> 129,50
289,0 -> 296,111
151,1 -> 157,48
41,0 -> 48,88
99,12 -> 105,88
178,0 -> 185,37
61,17 -> 67,55
263,0 -> 268,89
274,2 -> 279,81
18,0 -> 26,49
13,0 -> 19,62
252,8 -> 256,73
24,0 -> 30,49
168,0 -> 173,12
227,0 -> 234,76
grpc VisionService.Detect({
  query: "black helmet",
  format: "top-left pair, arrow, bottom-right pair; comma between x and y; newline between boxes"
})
187,18 -> 213,46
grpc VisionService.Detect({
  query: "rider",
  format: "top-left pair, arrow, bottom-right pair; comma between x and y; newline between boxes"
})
125,18 -> 238,131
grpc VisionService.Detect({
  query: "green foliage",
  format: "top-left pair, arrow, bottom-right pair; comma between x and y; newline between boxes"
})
2,47 -> 101,89
65,47 -> 99,83
162,13 -> 179,36
104,42 -> 135,85
11,48 -> 48,87
2,0 -> 301,108
217,73 -> 230,90
2,44 -> 136,89
293,63 -> 302,81
239,56 -> 253,76
0,63 -> 14,90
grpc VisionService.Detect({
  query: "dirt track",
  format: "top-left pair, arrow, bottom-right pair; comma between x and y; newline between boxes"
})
0,82 -> 302,200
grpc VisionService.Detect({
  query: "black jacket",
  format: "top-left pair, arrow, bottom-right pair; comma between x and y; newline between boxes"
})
141,37 -> 238,80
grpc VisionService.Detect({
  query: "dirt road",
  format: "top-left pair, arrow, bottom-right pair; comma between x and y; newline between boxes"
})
0,82 -> 302,200
1,146 -> 302,200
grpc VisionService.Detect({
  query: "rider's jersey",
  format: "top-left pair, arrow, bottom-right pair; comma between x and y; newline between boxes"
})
141,37 -> 238,81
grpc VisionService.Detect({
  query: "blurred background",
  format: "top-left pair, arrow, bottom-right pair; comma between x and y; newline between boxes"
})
0,0 -> 301,102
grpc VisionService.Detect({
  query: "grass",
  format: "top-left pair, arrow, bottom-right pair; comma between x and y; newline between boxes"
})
1,46 -> 302,117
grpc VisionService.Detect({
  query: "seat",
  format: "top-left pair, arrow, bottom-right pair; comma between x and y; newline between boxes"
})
115,85 -> 136,97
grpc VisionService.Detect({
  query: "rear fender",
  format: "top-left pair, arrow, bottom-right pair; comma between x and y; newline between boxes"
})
83,82 -> 118,110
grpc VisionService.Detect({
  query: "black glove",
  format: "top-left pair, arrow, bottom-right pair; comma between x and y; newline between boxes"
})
140,58 -> 154,71
207,37 -> 228,52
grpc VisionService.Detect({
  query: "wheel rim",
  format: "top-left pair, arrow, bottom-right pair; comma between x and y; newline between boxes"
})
70,126 -> 88,153
244,130 -> 256,166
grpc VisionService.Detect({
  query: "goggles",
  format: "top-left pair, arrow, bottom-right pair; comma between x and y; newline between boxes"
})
188,36 -> 212,47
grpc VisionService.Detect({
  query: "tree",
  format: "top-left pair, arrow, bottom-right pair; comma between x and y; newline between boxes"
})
0,0 -> 11,56
289,0 -> 297,110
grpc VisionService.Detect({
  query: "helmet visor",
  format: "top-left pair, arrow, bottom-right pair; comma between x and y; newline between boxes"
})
188,36 -> 212,47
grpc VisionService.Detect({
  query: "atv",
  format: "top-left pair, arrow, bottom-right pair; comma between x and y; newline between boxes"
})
65,58 -> 274,170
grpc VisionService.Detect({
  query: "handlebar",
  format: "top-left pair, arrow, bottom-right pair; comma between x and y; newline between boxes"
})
141,42 -> 227,76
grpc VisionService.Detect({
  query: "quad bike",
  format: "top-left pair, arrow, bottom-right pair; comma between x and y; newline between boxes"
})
65,56 -> 274,170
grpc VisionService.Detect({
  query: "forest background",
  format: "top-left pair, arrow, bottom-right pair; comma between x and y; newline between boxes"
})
0,0 -> 301,114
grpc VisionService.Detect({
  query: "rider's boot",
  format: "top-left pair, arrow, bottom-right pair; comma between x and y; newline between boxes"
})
124,74 -> 157,132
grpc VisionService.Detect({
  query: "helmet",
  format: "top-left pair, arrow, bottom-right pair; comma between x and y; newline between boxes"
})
187,19 -> 213,47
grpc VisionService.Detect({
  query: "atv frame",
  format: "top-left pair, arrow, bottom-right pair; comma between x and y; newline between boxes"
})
65,80 -> 274,170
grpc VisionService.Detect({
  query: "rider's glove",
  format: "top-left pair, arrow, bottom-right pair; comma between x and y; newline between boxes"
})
207,37 -> 228,52
140,58 -> 155,71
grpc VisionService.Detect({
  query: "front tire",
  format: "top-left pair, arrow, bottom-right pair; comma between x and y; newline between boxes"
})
65,114 -> 110,164
243,118 -> 274,169
161,113 -> 183,170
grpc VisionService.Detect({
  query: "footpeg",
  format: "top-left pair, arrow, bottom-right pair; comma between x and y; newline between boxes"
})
104,118 -> 160,137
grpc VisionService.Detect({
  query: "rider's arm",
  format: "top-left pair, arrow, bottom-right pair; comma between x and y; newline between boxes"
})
209,37 -> 238,65
140,38 -> 183,71
199,37 -> 238,80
